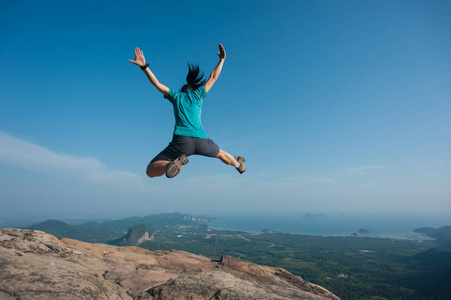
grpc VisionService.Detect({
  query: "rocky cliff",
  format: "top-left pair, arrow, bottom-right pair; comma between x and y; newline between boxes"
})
0,228 -> 340,300
112,223 -> 154,247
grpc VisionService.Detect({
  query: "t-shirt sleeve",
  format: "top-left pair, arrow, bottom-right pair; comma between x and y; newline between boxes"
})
164,88 -> 177,103
195,86 -> 207,100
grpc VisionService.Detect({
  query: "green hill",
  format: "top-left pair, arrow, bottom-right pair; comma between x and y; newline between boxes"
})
400,247 -> 451,299
414,226 -> 451,249
27,219 -> 77,238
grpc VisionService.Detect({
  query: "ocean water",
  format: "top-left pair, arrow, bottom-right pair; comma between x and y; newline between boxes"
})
207,213 -> 450,240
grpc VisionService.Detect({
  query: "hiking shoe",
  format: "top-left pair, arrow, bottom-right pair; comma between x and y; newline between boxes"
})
235,156 -> 246,174
166,154 -> 189,178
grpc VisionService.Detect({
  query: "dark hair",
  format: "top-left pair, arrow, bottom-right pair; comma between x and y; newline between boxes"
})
181,63 -> 206,92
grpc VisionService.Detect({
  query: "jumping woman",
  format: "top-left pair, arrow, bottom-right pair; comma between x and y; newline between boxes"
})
129,43 -> 245,178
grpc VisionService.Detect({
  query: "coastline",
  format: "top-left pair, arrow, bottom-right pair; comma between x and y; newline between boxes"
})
207,213 -> 448,241
207,224 -> 433,241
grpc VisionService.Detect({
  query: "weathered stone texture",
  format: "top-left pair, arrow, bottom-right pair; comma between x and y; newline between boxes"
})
0,228 -> 340,300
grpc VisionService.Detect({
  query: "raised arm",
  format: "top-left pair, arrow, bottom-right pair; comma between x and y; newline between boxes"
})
204,43 -> 226,93
129,47 -> 169,96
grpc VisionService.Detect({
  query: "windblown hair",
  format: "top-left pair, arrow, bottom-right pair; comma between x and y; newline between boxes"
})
181,63 -> 206,92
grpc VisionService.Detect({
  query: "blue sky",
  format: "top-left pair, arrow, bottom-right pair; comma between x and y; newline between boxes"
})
0,0 -> 450,220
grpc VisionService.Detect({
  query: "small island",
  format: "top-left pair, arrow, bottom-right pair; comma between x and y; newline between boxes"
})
359,228 -> 370,234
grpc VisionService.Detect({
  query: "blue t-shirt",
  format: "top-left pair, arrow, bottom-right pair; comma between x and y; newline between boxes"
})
164,86 -> 208,138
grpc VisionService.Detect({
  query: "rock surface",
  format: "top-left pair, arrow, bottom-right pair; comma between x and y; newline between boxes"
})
0,228 -> 340,300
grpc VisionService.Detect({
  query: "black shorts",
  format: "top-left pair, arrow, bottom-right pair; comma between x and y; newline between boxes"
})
151,135 -> 220,162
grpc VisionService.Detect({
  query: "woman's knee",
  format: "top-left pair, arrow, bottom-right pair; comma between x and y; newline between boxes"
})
146,161 -> 168,178
216,149 -> 235,165
216,149 -> 224,158
146,163 -> 155,178
146,162 -> 161,178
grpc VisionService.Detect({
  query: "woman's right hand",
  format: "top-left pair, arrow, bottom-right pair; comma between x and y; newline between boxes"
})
217,43 -> 226,60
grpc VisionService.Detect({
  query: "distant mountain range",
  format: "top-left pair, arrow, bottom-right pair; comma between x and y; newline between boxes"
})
27,212 -> 217,244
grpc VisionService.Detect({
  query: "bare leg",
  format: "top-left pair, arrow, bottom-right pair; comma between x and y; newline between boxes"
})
216,149 -> 237,166
146,160 -> 169,178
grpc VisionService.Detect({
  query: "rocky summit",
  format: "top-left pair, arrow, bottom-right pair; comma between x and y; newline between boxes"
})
0,228 -> 340,300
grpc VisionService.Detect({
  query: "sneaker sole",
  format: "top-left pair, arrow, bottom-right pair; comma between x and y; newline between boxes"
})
166,155 -> 189,178
236,156 -> 246,174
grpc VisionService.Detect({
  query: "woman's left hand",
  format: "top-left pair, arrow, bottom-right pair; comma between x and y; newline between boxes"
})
129,47 -> 147,67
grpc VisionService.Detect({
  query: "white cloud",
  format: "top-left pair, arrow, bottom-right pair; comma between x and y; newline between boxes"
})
347,165 -> 387,174
264,176 -> 337,188
294,177 -> 337,184
0,131 -> 145,188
